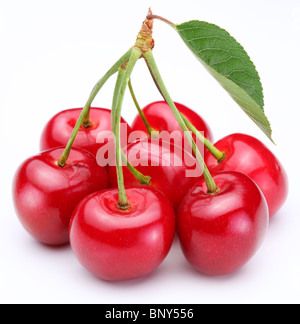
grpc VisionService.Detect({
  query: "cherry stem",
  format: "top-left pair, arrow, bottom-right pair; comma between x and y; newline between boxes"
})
128,78 -> 157,137
82,48 -> 133,128
111,64 -> 151,187
111,66 -> 128,209
143,49 -> 219,194
112,47 -> 142,209
129,65 -> 225,163
144,49 -> 226,163
122,151 -> 152,185
146,14 -> 175,28
57,48 -> 132,167
180,113 -> 226,162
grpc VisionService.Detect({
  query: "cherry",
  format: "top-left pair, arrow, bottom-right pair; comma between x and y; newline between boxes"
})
177,171 -> 269,276
204,133 -> 288,217
108,138 -> 202,209
13,148 -> 108,246
131,101 -> 213,149
69,186 -> 175,281
40,107 -> 132,158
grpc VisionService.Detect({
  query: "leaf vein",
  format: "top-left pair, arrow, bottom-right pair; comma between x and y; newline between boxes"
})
176,21 -> 270,140
186,35 -> 230,43
178,26 -> 225,32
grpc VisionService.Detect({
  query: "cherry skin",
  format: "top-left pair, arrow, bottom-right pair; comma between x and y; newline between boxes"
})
108,138 -> 202,209
177,171 -> 269,276
69,187 -> 176,281
204,133 -> 288,217
13,148 -> 108,246
131,101 -> 213,151
40,107 -> 132,159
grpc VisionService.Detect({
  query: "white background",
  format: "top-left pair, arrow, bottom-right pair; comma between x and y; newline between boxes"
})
1,0 -> 300,304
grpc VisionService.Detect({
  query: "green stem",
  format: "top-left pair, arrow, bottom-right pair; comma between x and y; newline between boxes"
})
143,50 -> 219,194
128,79 -> 156,137
144,46 -> 225,163
82,48 -> 133,127
122,151 -> 152,185
111,65 -> 151,186
144,57 -> 165,98
180,113 -> 226,162
111,62 -> 125,137
112,47 -> 142,209
57,48 -> 132,167
112,69 -> 128,209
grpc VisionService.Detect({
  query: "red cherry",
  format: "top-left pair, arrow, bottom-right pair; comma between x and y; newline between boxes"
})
69,186 -> 175,281
40,107 -> 132,159
131,101 -> 213,149
108,138 -> 202,209
177,171 -> 269,276
204,133 -> 288,217
13,148 -> 108,246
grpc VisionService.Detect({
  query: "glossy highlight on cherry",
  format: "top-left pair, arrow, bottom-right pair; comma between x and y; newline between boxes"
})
40,107 -> 132,157
69,187 -> 176,281
177,171 -> 269,276
205,133 -> 288,217
13,148 -> 109,246
109,137 -> 202,208
131,100 -> 213,146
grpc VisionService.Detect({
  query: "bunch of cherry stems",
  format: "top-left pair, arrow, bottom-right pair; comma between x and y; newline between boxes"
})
57,44 -> 223,210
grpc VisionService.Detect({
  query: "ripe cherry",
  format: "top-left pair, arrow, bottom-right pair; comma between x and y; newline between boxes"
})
204,133 -> 288,217
40,107 -> 132,158
131,101 -> 213,147
108,138 -> 202,209
13,148 -> 108,246
177,171 -> 269,276
69,186 -> 176,281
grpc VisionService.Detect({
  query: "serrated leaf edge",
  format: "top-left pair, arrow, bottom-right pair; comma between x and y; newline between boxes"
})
175,21 -> 265,111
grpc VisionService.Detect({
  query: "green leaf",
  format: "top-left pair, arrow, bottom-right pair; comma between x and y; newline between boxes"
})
175,20 -> 273,141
